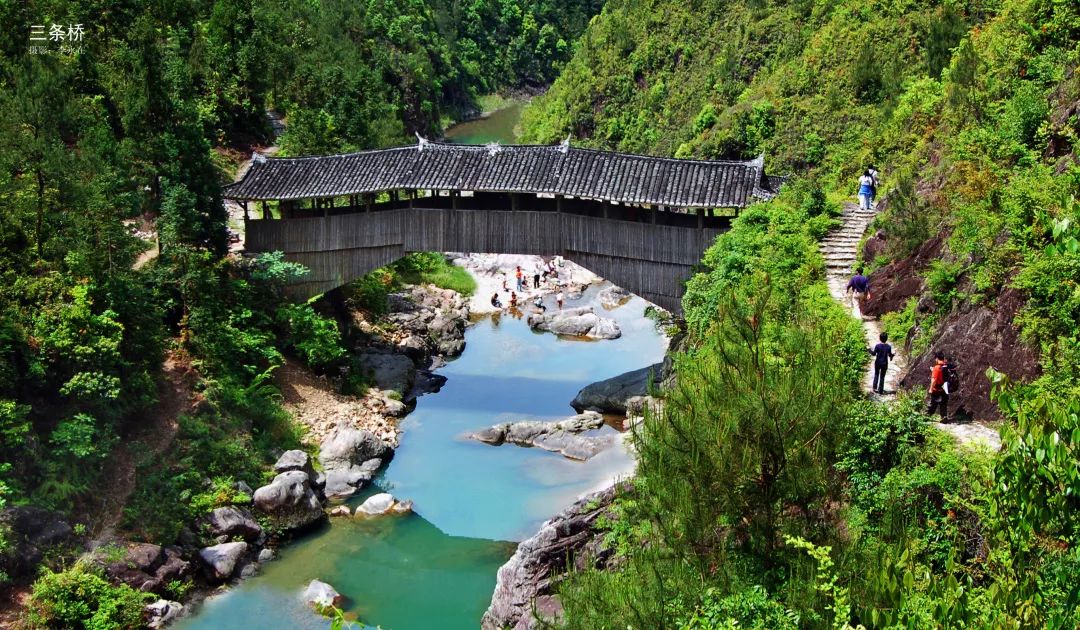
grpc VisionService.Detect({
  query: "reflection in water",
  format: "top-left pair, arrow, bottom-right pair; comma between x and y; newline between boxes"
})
444,101 -> 527,145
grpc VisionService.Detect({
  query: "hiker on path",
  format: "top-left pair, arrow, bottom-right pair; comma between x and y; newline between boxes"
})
868,165 -> 880,204
869,332 -> 895,394
845,267 -> 870,313
927,351 -> 950,421
858,169 -> 875,210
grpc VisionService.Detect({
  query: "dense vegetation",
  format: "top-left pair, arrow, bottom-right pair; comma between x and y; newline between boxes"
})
525,0 -> 1080,626
0,0 -> 589,622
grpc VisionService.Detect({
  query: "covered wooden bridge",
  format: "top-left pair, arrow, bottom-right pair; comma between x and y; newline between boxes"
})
224,138 -> 785,312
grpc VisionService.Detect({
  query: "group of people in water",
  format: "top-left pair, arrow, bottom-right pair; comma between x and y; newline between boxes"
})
489,258 -> 570,315
848,167 -> 960,422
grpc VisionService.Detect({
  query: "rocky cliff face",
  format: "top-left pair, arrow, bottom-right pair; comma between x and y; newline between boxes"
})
862,227 -> 1040,420
482,484 -> 626,630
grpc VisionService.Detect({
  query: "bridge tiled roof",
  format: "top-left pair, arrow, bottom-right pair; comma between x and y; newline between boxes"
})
224,140 -> 784,209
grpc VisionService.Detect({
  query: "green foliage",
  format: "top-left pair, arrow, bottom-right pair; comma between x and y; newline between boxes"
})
28,563 -> 152,630
677,585 -> 798,630
837,397 -> 927,511
277,299 -> 346,369
390,253 -> 477,296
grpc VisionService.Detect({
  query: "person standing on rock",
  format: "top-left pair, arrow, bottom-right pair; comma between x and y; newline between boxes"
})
533,267 -> 541,289
858,169 -> 875,210
556,291 -> 564,310
845,267 -> 870,312
870,332 -> 894,394
515,266 -> 524,292
927,351 -> 950,422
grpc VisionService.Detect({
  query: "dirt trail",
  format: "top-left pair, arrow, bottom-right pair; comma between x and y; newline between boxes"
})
88,351 -> 195,546
823,202 -> 1000,450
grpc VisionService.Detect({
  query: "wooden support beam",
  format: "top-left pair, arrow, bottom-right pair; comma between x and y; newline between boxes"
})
510,193 -> 518,211
555,195 -> 562,213
242,201 -> 249,221
451,190 -> 459,210
261,200 -> 269,220
697,208 -> 704,229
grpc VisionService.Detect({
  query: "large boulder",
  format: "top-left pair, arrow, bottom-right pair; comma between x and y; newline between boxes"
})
145,599 -> 185,629
527,307 -> 621,340
0,507 -> 75,581
482,485 -> 624,630
357,352 -> 416,395
199,541 -> 248,582
570,363 -> 663,414
205,506 -> 262,541
252,471 -> 325,531
273,450 -> 316,478
319,425 -> 392,500
467,412 -> 613,461
304,579 -> 343,609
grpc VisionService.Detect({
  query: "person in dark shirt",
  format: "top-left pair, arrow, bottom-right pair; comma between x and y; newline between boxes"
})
870,332 -> 895,394
845,267 -> 870,312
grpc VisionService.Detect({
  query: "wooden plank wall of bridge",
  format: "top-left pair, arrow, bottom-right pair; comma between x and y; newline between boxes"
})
245,208 -> 726,312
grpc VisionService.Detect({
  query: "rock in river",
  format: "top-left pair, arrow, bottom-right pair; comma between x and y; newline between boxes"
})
467,411 -> 615,461
570,363 -> 663,414
356,352 -> 415,395
304,579 -> 343,609
355,493 -> 398,517
319,424 -> 392,500
597,285 -> 632,309
252,470 -> 325,531
526,307 -> 621,340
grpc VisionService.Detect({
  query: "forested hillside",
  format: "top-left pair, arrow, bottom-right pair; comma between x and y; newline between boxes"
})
0,0 -> 599,623
523,0 -> 1080,626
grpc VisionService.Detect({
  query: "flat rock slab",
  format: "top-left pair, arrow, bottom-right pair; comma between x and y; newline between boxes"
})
571,364 -> 663,414
466,411 -> 614,460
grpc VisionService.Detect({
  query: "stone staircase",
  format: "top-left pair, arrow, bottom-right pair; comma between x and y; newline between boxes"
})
822,203 -> 904,401
821,202 -> 1000,450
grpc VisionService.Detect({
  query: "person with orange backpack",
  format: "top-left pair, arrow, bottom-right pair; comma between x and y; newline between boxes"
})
927,351 -> 950,421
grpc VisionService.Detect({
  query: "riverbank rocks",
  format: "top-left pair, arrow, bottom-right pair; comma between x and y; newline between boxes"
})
356,352 -> 415,396
385,285 -> 469,359
95,543 -> 190,595
597,285 -> 631,309
304,579 -> 344,609
482,484 -> 624,630
273,450 -> 316,478
0,506 -> 76,581
252,470 -> 325,531
205,506 -> 262,541
527,307 -> 621,339
570,363 -> 663,414
199,541 -> 248,582
467,411 -> 614,460
145,599 -> 184,629
319,424 -> 392,500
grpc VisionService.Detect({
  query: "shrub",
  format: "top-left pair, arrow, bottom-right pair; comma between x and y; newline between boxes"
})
28,563 -> 151,629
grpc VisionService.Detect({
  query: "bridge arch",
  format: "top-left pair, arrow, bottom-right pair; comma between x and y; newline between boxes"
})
226,141 -> 784,312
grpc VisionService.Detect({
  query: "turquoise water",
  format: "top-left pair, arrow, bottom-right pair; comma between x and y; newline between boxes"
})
444,101 -> 526,145
177,290 -> 665,630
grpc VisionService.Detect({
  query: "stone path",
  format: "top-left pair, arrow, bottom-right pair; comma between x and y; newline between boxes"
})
823,202 -> 1000,450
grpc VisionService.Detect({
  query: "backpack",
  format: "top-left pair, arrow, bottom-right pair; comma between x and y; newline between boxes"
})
944,361 -> 960,394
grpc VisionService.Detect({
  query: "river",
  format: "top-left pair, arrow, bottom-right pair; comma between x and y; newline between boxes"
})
177,104 -> 665,629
